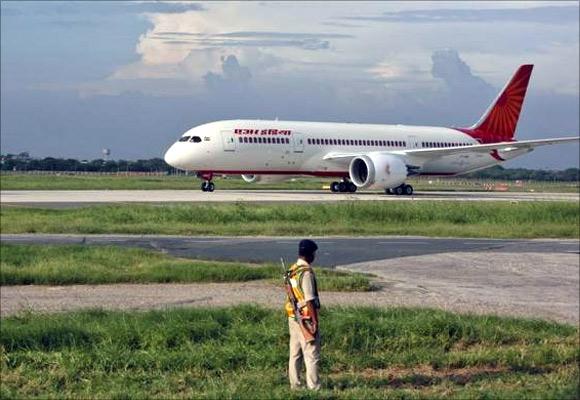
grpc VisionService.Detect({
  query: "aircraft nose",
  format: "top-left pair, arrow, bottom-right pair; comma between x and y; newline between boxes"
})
164,145 -> 185,169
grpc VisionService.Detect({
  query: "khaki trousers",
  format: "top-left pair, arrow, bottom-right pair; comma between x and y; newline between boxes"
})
288,318 -> 321,390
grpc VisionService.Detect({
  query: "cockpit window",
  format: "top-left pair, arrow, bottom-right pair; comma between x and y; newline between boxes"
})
190,136 -> 202,143
178,136 -> 190,142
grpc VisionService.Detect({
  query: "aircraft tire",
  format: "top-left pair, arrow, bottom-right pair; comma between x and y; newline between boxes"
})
404,184 -> 413,195
395,186 -> 404,195
201,182 -> 208,192
207,182 -> 215,192
338,182 -> 347,192
347,182 -> 357,193
330,182 -> 339,193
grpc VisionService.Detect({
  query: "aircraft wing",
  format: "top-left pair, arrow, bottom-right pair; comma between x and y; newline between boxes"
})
323,136 -> 579,161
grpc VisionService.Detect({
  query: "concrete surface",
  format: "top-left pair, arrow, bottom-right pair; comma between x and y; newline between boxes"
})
1,251 -> 577,324
1,235 -> 578,324
1,189 -> 578,206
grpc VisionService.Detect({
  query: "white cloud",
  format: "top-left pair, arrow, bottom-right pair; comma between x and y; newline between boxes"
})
70,1 -> 578,99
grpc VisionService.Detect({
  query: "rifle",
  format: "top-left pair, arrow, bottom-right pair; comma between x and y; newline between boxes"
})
281,258 -> 316,343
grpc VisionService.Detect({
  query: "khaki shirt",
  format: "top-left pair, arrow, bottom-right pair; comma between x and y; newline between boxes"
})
295,258 -> 319,304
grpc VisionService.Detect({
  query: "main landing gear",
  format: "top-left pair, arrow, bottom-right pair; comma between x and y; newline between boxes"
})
199,173 -> 215,192
386,184 -> 413,196
330,179 -> 357,193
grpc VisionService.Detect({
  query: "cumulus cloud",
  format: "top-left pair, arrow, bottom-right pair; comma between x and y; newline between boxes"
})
203,55 -> 252,91
431,49 -> 495,98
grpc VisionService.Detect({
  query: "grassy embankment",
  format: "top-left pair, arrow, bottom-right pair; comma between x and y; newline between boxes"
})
1,173 -> 578,192
1,202 -> 578,238
0,244 -> 372,291
1,306 -> 578,399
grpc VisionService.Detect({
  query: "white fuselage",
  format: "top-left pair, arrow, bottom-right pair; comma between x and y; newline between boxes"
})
164,119 -> 528,178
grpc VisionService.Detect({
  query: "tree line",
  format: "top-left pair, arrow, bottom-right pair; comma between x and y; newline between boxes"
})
1,154 -> 578,181
0,155 -> 170,173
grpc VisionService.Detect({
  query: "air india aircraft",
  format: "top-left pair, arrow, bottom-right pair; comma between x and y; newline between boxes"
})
164,65 -> 579,194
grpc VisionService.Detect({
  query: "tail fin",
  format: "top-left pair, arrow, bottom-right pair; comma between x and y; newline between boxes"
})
459,64 -> 533,143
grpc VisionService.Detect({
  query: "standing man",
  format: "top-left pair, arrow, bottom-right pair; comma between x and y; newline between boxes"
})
284,239 -> 321,390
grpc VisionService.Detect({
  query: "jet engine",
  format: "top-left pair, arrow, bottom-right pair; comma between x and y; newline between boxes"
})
241,174 -> 291,184
348,154 -> 407,189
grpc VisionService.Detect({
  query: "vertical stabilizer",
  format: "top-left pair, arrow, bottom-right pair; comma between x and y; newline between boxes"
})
458,64 -> 533,143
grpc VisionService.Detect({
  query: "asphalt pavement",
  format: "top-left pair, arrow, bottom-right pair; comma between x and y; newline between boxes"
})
1,234 -> 578,267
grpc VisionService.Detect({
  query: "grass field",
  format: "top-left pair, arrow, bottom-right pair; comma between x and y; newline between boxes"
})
0,244 -> 372,291
1,306 -> 577,399
1,173 -> 578,193
1,202 -> 578,238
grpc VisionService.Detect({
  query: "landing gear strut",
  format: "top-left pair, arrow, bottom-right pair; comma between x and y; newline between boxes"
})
386,184 -> 413,196
199,173 -> 215,192
330,179 -> 357,193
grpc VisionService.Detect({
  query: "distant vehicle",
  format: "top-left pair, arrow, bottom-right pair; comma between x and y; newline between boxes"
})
164,65 -> 579,194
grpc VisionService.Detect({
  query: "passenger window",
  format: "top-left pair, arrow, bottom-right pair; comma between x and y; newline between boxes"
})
179,136 -> 190,142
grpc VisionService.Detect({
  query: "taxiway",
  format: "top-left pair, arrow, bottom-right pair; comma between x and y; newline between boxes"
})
1,189 -> 578,207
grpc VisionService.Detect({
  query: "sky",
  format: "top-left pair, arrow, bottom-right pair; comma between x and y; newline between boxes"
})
1,1 -> 578,169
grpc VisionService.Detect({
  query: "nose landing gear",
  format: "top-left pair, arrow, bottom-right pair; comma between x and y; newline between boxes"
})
199,172 -> 215,192
201,181 -> 215,192
330,179 -> 357,193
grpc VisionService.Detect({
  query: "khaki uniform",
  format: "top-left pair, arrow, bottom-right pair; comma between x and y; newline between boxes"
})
287,258 -> 321,390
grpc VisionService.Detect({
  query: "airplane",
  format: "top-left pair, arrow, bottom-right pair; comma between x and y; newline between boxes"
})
164,65 -> 579,194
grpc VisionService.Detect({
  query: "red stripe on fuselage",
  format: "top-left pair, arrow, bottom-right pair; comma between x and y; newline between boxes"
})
196,170 -> 459,177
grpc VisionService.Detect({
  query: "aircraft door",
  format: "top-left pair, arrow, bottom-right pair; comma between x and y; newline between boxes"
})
408,135 -> 420,149
293,133 -> 304,153
221,130 -> 236,152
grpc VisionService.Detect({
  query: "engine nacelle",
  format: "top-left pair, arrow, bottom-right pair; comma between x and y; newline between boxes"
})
241,174 -> 290,184
348,154 -> 407,189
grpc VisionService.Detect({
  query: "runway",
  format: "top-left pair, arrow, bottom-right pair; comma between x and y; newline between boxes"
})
1,234 -> 578,267
1,189 -> 578,206
2,234 -> 579,323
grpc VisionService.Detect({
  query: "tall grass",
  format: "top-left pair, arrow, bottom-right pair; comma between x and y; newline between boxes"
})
0,244 -> 373,290
1,306 -> 578,399
2,201 -> 578,238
